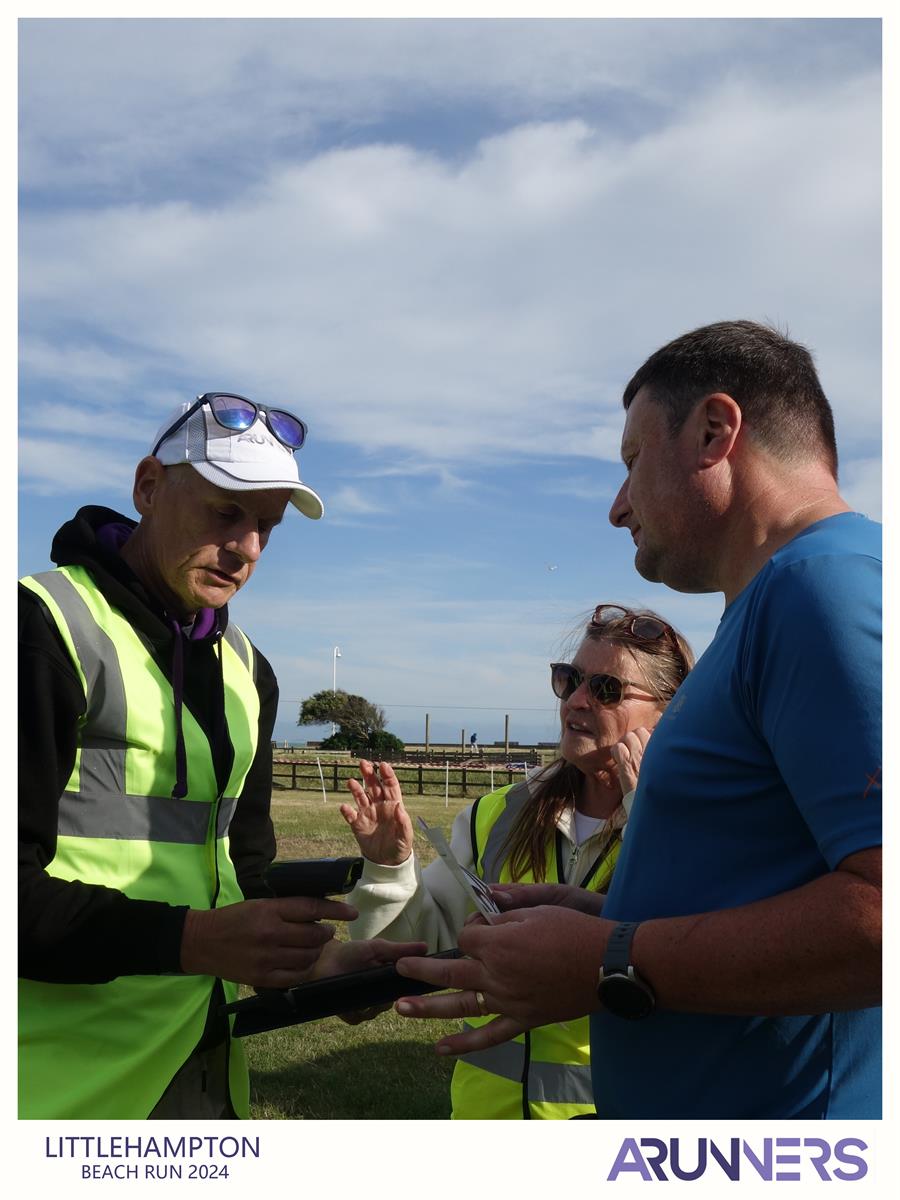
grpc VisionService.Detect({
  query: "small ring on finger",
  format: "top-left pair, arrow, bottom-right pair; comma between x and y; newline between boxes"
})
474,990 -> 489,1016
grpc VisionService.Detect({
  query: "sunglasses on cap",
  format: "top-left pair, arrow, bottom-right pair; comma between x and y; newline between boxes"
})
151,392 -> 308,458
550,663 -> 657,706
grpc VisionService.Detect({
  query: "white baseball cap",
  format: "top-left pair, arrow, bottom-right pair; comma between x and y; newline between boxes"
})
151,394 -> 324,520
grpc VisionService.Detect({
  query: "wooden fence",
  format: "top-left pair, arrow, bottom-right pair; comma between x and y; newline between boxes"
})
384,749 -> 542,765
272,758 -> 538,799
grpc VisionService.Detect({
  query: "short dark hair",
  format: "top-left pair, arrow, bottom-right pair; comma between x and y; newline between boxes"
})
623,320 -> 838,477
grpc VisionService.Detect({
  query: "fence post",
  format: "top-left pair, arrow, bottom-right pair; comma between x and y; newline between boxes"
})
462,767 -> 468,797
418,764 -> 423,795
333,763 -> 339,793
292,761 -> 298,789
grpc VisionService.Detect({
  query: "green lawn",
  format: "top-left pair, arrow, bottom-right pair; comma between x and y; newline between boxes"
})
245,790 -> 472,1119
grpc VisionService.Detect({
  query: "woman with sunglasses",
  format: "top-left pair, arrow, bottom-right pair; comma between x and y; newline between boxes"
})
341,604 -> 693,1120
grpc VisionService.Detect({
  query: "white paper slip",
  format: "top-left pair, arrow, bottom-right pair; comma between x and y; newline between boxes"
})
417,816 -> 502,918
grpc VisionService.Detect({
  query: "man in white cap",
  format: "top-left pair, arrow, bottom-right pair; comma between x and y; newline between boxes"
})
19,392 -> 418,1120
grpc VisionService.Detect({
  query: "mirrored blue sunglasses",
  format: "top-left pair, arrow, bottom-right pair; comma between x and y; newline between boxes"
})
152,392 -> 308,457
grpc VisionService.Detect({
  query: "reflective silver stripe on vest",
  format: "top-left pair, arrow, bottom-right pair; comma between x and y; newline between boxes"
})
219,626 -> 250,828
35,570 -> 129,795
222,624 -> 250,673
217,796 -> 238,838
60,790 -> 216,843
479,781 -> 532,883
34,570 -> 238,844
458,1024 -> 595,1105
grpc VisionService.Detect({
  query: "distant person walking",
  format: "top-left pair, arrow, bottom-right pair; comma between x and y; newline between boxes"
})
470,732 -> 479,754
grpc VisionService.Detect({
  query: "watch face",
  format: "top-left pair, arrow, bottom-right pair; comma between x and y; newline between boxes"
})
598,973 -> 655,1020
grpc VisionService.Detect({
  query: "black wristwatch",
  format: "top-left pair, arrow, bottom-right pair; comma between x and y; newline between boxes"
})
597,921 -> 655,1020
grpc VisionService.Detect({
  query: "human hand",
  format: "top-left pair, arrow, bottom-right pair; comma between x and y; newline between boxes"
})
611,726 -> 653,795
339,760 -> 415,866
180,896 -> 357,989
487,882 -> 606,917
309,936 -> 428,1025
395,906 -> 613,1055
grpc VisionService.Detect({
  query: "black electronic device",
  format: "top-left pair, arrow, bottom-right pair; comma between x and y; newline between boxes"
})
223,949 -> 464,1038
264,856 -> 363,898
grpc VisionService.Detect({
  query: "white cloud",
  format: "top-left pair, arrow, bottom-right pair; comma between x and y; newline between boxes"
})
19,399 -> 155,445
18,437 -> 137,496
354,461 -> 471,492
20,67 -> 881,484
541,475 -> 617,502
19,337 -> 142,389
15,18 -> 882,754
327,485 -> 388,517
18,19 -> 880,196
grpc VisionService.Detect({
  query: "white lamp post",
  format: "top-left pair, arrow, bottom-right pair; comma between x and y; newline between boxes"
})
331,646 -> 342,735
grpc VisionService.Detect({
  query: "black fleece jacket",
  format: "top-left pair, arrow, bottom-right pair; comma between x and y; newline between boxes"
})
19,505 -> 278,984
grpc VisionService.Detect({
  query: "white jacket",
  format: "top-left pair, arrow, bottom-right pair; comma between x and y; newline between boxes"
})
348,784 -> 631,951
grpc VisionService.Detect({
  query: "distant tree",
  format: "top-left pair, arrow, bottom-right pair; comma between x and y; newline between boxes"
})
297,689 -> 349,728
298,689 -> 402,757
318,729 -> 405,759
317,731 -> 356,752
364,730 -> 405,759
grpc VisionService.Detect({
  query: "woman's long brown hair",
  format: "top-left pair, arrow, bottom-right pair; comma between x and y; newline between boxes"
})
498,607 -> 694,882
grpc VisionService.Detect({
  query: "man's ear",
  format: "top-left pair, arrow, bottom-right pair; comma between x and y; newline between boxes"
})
694,392 -> 742,468
132,456 -> 166,517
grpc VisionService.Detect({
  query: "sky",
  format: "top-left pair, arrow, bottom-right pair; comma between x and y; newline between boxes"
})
17,16 -> 882,750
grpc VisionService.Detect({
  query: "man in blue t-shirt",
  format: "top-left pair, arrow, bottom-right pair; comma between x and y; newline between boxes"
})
394,320 -> 881,1119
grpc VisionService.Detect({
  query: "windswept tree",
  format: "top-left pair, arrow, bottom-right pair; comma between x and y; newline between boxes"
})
297,689 -> 402,757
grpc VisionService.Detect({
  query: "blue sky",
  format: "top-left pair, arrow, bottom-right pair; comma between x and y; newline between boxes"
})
18,17 -> 882,749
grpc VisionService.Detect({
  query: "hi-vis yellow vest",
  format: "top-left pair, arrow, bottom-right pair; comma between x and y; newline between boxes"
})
450,782 -> 620,1120
19,565 -> 260,1120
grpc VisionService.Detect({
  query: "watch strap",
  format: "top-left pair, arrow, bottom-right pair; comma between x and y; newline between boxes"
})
602,921 -> 641,976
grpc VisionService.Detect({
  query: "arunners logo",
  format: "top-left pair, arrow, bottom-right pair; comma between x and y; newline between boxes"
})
236,432 -> 274,446
607,1138 -> 868,1182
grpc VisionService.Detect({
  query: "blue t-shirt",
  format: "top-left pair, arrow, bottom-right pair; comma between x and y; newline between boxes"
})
591,512 -> 882,1118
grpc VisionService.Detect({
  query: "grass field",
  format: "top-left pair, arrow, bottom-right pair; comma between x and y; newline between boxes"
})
245,789 -> 473,1119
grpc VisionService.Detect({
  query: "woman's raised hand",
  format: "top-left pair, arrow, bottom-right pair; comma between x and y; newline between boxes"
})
339,760 -> 415,866
611,726 -> 653,795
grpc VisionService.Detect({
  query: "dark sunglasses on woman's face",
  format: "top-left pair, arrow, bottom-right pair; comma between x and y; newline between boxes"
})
550,663 -> 656,706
